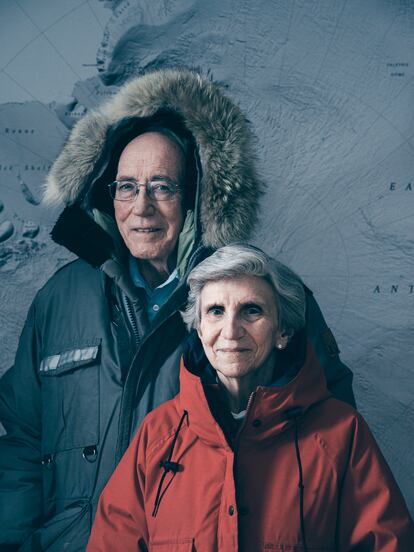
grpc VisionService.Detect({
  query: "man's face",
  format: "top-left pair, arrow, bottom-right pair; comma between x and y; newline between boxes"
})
114,132 -> 185,269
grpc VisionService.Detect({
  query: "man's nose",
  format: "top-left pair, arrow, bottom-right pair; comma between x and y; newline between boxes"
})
131,186 -> 155,216
221,313 -> 244,340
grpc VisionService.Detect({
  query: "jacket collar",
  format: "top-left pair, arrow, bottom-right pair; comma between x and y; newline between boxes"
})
178,342 -> 332,448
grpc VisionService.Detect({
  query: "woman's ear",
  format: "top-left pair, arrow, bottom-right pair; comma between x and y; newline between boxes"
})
275,332 -> 289,350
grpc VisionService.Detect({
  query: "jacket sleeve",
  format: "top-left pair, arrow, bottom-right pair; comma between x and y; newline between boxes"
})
338,413 -> 414,551
87,427 -> 149,552
0,301 -> 43,549
305,289 -> 356,407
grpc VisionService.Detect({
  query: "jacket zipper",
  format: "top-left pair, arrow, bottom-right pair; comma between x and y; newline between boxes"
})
115,305 -> 184,462
231,391 -> 256,529
121,291 -> 141,348
116,245 -> 209,461
115,289 -> 187,462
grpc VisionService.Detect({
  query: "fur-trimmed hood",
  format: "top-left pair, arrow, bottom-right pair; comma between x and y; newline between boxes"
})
45,68 -> 262,255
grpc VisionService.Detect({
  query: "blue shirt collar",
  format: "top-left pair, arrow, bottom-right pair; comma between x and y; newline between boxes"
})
129,255 -> 179,321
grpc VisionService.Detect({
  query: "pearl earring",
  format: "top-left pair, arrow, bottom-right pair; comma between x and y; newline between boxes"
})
277,343 -> 284,350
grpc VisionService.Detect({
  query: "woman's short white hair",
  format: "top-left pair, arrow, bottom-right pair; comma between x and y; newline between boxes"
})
182,244 -> 306,336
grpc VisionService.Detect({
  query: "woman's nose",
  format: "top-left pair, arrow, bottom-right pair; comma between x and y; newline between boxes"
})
221,314 -> 244,340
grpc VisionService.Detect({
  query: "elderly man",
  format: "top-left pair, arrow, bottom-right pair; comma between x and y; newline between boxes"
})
0,68 -> 355,551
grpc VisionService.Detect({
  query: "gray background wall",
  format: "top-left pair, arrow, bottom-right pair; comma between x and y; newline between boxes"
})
1,0 -> 413,515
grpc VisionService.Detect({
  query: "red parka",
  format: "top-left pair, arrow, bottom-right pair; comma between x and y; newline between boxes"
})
88,343 -> 414,551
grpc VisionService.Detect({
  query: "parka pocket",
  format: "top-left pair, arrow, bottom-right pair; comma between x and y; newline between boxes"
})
262,544 -> 335,551
20,501 -> 91,552
39,340 -> 101,455
149,538 -> 195,551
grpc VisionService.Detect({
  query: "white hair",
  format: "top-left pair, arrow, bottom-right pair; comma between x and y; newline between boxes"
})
182,244 -> 306,336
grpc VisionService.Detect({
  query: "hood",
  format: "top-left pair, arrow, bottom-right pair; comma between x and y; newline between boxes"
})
178,339 -> 332,448
44,68 -> 263,267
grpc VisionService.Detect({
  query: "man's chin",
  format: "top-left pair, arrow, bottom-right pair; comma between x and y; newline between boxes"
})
127,235 -> 164,256
130,249 -> 162,260
128,245 -> 172,264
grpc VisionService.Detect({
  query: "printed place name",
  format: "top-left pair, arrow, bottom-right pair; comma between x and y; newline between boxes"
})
24,164 -> 52,171
373,285 -> 414,294
389,182 -> 412,191
0,164 -> 51,171
4,128 -> 35,134
387,62 -> 409,77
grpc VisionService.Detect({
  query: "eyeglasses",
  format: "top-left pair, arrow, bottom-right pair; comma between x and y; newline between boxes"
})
108,178 -> 182,202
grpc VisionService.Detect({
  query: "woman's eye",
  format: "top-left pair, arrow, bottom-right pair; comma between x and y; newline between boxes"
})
207,306 -> 223,316
244,305 -> 262,316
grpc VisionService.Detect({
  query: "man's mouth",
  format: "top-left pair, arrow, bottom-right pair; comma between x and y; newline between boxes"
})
132,228 -> 161,233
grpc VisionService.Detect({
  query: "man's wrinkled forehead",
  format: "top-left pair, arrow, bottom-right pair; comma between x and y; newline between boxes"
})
117,131 -> 186,181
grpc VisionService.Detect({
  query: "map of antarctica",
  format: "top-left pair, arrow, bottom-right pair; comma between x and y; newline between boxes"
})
0,0 -> 413,514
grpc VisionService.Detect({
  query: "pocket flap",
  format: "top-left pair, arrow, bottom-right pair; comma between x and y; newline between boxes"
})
39,341 -> 101,376
150,539 -> 194,551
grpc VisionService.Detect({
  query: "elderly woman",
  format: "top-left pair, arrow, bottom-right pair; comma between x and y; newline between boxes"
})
87,245 -> 414,551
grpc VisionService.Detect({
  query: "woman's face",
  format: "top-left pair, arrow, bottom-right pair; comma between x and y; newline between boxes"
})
197,275 -> 287,380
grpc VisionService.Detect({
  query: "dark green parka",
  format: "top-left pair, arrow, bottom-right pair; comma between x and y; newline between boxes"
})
0,68 -> 354,551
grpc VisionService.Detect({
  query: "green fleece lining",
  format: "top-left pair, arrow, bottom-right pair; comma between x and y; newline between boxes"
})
176,210 -> 195,279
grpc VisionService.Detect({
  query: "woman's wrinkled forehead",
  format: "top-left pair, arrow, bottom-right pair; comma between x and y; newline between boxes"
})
200,275 -> 278,311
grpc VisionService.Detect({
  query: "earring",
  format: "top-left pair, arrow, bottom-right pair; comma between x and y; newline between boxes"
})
277,343 -> 284,350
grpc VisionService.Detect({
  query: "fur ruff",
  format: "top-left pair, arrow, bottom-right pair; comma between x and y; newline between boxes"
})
44,68 -> 262,247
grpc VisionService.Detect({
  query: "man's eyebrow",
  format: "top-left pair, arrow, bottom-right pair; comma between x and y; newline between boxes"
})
151,174 -> 174,180
116,175 -> 136,181
115,174 -> 175,181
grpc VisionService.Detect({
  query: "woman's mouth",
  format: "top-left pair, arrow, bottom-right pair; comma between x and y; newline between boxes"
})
219,348 -> 249,353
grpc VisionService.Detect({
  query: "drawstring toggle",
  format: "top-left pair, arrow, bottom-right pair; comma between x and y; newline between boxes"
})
159,460 -> 181,473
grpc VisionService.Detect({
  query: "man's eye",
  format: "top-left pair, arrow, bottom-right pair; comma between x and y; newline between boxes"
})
151,181 -> 173,194
117,182 -> 135,192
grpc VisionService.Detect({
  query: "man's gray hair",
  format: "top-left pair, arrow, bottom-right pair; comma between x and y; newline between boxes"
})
182,244 -> 306,336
